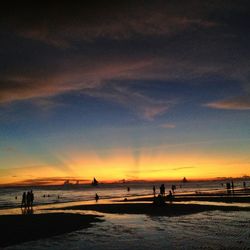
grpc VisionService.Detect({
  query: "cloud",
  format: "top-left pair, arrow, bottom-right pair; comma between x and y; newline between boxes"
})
159,123 -> 176,129
0,0 -> 250,118
125,166 -> 195,176
21,16 -> 215,47
170,166 -> 195,171
205,95 -> 250,110
84,84 -> 175,120
0,57 -> 152,104
1,2 -> 218,47
0,176 -> 89,186
0,164 -> 78,185
31,98 -> 65,111
15,177 -> 89,186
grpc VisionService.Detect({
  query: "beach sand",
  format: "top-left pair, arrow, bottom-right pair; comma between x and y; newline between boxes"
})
0,213 -> 103,248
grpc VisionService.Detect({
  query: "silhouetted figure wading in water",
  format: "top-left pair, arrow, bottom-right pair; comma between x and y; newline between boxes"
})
160,184 -> 165,197
95,193 -> 99,202
167,190 -> 174,203
171,185 -> 176,193
153,185 -> 156,197
226,182 -> 231,194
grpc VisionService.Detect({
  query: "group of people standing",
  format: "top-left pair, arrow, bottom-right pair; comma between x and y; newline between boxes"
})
21,190 -> 34,209
153,184 -> 175,198
153,184 -> 175,206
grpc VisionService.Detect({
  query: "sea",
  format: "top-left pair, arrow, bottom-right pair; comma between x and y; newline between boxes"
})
0,180 -> 246,209
1,180 -> 250,249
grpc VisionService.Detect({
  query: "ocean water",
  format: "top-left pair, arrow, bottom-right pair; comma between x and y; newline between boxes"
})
0,180 -> 246,209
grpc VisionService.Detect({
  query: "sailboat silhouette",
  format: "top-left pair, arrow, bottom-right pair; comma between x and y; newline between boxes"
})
91,177 -> 98,186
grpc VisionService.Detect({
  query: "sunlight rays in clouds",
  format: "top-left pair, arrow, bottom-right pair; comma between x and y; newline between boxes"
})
2,137 -> 249,185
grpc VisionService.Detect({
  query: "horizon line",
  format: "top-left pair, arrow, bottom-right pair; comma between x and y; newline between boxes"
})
1,175 -> 249,188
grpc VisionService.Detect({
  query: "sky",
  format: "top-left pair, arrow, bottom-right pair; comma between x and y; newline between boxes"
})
0,1 -> 250,185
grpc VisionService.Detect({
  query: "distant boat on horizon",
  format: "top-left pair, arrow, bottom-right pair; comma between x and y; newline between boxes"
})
63,180 -> 72,186
182,177 -> 188,183
91,177 -> 99,186
63,180 -> 80,187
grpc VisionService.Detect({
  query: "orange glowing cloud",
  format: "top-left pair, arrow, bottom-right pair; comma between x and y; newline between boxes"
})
205,95 -> 250,110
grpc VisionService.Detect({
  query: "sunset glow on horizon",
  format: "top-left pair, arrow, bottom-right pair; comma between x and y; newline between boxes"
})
1,141 -> 249,185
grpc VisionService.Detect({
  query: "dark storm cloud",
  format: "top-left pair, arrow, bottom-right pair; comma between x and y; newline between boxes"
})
0,0 -> 250,114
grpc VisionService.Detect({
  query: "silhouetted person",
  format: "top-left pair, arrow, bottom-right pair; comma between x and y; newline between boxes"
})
127,187 -> 130,192
153,185 -> 156,197
171,184 -> 176,193
26,191 -> 31,209
95,193 -> 99,202
167,190 -> 174,202
160,184 -> 165,197
231,180 -> 235,194
21,192 -> 26,208
153,194 -> 165,206
30,190 -> 34,206
243,181 -> 246,189
226,182 -> 231,194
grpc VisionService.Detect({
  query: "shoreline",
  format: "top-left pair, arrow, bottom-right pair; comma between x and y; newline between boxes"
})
0,188 -> 248,211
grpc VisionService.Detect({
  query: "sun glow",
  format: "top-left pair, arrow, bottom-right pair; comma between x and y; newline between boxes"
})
1,148 -> 248,186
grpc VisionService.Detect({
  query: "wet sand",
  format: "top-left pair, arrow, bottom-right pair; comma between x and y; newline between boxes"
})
1,189 -> 249,248
0,213 -> 103,248
57,202 -> 250,216
48,188 -> 250,216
